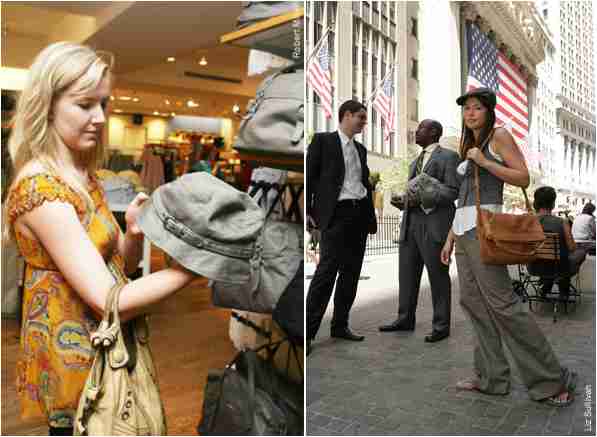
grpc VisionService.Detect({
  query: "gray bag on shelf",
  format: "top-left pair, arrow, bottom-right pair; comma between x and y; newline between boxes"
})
237,1 -> 302,28
234,66 -> 304,167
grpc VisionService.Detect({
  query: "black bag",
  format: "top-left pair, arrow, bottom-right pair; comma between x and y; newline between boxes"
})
198,341 -> 303,436
273,261 -> 304,345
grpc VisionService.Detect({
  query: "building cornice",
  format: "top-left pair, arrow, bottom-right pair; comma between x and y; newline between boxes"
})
460,1 -> 551,84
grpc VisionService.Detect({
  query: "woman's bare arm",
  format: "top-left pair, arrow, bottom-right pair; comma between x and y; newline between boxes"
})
20,200 -> 195,320
467,127 -> 530,188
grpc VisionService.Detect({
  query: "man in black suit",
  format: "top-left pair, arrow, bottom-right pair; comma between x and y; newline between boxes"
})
379,119 -> 459,342
306,100 -> 377,355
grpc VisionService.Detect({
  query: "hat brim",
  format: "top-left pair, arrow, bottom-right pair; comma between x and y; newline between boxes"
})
137,198 -> 251,284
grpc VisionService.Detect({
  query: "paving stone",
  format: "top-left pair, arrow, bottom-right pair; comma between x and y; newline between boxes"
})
483,403 -> 511,418
310,413 -> 333,427
323,418 -> 353,433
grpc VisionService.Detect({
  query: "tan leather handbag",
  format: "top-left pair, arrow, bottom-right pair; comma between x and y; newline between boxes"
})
474,159 -> 545,265
74,282 -> 167,436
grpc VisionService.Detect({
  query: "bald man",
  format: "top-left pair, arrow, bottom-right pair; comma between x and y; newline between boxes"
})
379,119 -> 460,342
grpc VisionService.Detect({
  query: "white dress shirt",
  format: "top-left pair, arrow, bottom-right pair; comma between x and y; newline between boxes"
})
337,129 -> 367,201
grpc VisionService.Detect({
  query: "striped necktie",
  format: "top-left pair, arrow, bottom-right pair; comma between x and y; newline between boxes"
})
415,150 -> 425,175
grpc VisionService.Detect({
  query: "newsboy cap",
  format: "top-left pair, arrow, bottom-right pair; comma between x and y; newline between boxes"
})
456,87 -> 497,109
137,173 -> 265,283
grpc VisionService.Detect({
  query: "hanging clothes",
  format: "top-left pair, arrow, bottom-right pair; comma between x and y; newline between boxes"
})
140,148 -> 165,193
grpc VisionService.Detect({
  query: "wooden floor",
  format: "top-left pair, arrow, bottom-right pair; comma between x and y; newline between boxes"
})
1,249 -> 236,436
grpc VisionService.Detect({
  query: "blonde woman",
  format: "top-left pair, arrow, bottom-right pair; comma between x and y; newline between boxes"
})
4,42 -> 195,435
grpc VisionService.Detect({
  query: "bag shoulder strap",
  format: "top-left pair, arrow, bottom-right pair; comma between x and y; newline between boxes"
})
462,130 -> 493,207
472,130 -> 533,217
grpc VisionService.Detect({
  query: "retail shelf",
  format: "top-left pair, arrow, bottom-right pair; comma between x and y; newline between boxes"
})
220,9 -> 304,60
237,150 -> 303,173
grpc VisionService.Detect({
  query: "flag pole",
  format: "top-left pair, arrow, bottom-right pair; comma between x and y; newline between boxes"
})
366,63 -> 395,105
306,26 -> 332,66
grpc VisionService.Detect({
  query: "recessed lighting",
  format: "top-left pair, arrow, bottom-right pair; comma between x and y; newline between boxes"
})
153,111 -> 159,115
132,97 -> 140,102
119,96 -> 131,101
199,56 -> 207,66
167,57 -> 176,62
171,112 -> 176,117
165,99 -> 170,105
187,100 -> 199,108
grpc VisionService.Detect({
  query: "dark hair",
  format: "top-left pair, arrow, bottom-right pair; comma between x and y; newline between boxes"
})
428,120 -> 443,141
458,95 -> 497,159
338,100 -> 366,123
533,186 -> 557,211
582,202 -> 595,215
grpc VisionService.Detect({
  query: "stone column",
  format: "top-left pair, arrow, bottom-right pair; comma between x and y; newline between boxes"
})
396,1 -> 410,158
335,2 -> 353,104
418,0 -> 462,142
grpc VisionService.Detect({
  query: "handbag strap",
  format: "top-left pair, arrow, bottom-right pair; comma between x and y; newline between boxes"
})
471,131 -> 533,222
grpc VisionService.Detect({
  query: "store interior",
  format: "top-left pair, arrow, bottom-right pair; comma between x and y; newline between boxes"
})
1,2 -> 303,435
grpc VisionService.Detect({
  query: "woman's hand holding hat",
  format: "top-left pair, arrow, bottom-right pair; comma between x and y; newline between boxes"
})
125,192 -> 150,236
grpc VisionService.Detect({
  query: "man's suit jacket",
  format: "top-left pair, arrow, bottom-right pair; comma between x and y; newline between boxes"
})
306,131 -> 377,231
398,145 -> 459,244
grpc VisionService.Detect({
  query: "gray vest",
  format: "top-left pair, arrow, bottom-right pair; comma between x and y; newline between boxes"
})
457,144 -> 504,208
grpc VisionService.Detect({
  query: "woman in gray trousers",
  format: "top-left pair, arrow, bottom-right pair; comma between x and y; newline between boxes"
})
440,87 -> 576,407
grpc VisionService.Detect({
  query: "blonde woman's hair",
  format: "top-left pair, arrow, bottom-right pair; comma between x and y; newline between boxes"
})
4,42 -> 112,241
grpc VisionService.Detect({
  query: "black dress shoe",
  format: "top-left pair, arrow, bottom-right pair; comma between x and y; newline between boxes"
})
424,330 -> 450,343
330,328 -> 365,341
378,320 -> 415,332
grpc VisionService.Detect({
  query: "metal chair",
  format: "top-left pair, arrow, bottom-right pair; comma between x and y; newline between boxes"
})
515,232 -> 581,322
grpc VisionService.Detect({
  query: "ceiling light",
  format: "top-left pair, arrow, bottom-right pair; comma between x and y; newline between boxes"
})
165,99 -> 170,105
187,100 -> 199,108
199,57 -> 207,66
232,103 -> 240,113
167,57 -> 176,63
171,112 -> 176,117
153,111 -> 159,115
132,97 -> 140,102
118,96 -> 131,101
114,109 -> 123,113
110,96 -> 115,101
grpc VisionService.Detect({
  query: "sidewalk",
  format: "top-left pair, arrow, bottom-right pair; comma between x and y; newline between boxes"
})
306,255 -> 596,436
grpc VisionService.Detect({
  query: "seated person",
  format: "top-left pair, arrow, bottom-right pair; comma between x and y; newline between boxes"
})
529,186 -> 586,299
572,202 -> 596,256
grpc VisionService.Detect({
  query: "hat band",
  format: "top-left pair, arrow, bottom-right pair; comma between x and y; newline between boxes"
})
153,197 -> 258,259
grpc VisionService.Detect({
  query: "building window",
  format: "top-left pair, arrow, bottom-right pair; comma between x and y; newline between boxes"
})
411,58 -> 418,80
411,18 -> 418,38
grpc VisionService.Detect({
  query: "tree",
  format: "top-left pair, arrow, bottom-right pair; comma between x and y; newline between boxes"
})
377,148 -> 418,196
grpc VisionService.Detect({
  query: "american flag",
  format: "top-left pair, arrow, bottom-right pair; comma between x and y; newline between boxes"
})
465,23 -> 537,168
307,37 -> 333,119
373,74 -> 395,143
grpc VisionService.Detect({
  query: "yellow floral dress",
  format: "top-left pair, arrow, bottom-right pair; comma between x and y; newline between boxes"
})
6,172 -> 128,428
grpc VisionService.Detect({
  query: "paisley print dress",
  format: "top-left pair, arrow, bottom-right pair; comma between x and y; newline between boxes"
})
6,172 -> 128,427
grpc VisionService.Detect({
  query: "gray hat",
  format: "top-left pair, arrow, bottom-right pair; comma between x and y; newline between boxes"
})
137,173 -> 265,283
211,220 -> 303,314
